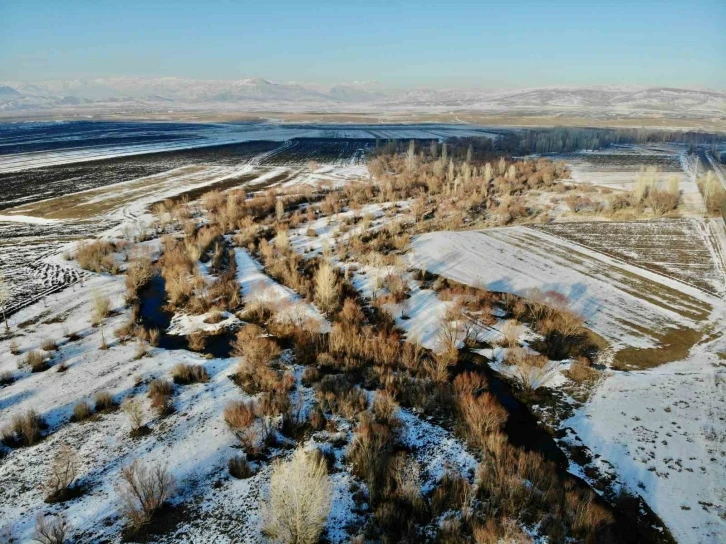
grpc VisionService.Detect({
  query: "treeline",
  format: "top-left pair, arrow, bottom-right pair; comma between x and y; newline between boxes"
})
374,127 -> 725,158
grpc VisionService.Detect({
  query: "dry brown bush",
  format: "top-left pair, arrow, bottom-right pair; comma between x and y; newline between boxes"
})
76,240 -> 117,273
346,413 -> 393,502
2,408 -> 44,446
233,324 -> 281,367
646,189 -> 679,216
499,319 -> 524,347
507,348 -> 555,393
372,390 -> 399,427
91,293 -> 112,326
314,261 -> 340,314
567,359 -> 599,383
187,329 -> 208,352
224,400 -> 256,431
125,254 -> 155,301
453,371 -> 487,396
0,370 -> 15,386
472,518 -> 532,544
171,363 -> 209,384
72,401 -> 93,422
338,297 -> 365,325
430,469 -> 471,517
459,392 -> 507,448
94,391 -> 115,411
148,378 -> 173,398
22,350 -> 49,372
316,375 -> 368,418
565,487 -> 614,536
116,460 -> 174,528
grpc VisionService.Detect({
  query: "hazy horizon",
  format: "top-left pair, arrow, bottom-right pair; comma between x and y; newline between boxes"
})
2,0 -> 724,89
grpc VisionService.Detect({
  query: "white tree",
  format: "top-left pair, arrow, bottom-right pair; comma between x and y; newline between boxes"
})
264,447 -> 332,544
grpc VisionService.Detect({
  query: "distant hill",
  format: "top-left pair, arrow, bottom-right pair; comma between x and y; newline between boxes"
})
1,77 -> 724,119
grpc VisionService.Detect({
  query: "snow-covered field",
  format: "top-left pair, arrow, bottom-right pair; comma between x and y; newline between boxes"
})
408,226 -> 720,351
566,336 -> 726,543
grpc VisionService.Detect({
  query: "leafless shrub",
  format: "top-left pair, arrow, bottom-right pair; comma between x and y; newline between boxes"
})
171,363 -> 209,384
91,293 -> 112,325
43,443 -> 79,502
40,339 -> 58,352
347,413 -> 393,502
125,253 -> 155,296
9,339 -> 20,355
33,513 -> 69,544
121,397 -> 145,434
228,456 -> 255,479
116,460 -> 175,528
566,487 -> 614,536
264,447 -> 332,544
233,324 -> 281,367
431,469 -> 471,517
646,189 -> 679,217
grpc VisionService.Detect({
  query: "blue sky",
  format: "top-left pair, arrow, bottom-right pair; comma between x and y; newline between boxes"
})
1,0 -> 724,88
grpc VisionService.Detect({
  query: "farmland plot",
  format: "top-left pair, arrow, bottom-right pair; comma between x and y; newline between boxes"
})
408,226 -> 722,360
533,218 -> 726,296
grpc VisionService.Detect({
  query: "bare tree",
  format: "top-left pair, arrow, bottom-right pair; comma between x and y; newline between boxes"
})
116,460 -> 174,528
34,513 -> 68,544
264,447 -> 332,544
276,198 -> 285,222
43,443 -> 79,501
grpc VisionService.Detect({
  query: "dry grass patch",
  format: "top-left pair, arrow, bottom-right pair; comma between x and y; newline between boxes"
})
171,363 -> 210,384
612,326 -> 703,370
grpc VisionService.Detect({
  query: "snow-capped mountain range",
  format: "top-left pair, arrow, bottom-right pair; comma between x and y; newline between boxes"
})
1,77 -> 724,117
